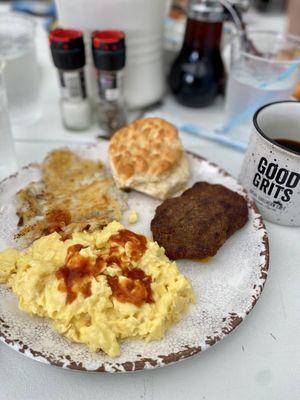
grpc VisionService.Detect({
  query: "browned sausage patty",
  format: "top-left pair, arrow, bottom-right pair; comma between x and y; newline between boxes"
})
150,182 -> 248,260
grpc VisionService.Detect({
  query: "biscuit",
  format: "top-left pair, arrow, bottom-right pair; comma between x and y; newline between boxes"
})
109,118 -> 189,199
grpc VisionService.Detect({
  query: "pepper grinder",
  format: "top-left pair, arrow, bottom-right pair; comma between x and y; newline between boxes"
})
92,30 -> 127,137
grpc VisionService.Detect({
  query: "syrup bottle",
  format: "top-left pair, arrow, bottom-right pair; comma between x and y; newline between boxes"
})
169,0 -> 225,108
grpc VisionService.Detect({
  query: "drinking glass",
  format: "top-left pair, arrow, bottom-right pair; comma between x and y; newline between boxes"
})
0,12 -> 40,126
223,30 -> 300,138
0,62 -> 17,181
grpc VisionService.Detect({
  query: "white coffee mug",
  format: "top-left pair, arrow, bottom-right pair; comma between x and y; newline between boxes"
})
239,101 -> 300,226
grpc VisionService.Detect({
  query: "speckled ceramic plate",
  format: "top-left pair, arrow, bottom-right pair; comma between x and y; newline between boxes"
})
0,142 -> 269,373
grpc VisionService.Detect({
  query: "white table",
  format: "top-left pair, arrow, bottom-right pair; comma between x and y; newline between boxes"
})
1,8 -> 299,400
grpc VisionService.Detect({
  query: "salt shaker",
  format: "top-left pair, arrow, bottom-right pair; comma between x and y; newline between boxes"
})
92,30 -> 127,136
49,28 -> 91,131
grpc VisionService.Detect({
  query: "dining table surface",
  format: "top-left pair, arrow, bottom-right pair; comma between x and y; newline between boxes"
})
0,5 -> 299,400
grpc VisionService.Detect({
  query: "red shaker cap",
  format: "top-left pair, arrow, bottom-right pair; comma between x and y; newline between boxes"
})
49,28 -> 85,70
49,28 -> 83,44
92,30 -> 125,49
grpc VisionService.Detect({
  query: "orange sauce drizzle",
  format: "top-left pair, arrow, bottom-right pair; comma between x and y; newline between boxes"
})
55,230 -> 151,307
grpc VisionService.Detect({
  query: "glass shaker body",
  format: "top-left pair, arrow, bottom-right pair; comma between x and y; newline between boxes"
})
95,68 -> 127,135
58,67 -> 91,131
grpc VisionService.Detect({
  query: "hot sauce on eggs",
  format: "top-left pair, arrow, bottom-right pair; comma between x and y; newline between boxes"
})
55,229 -> 152,306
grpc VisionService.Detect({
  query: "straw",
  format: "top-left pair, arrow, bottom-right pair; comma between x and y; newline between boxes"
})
178,122 -> 247,152
145,112 -> 248,152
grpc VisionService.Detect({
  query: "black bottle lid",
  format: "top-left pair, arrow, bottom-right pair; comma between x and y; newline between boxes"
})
49,28 -> 85,70
92,30 -> 126,71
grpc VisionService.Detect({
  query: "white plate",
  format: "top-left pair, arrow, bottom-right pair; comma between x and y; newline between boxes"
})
0,142 -> 269,373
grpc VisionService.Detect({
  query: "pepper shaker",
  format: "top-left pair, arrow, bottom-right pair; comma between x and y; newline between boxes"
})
92,30 -> 127,137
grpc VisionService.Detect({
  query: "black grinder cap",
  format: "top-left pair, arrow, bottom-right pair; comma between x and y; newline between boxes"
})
49,28 -> 85,70
92,30 -> 126,71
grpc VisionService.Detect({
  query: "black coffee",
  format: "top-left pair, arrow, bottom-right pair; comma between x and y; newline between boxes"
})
274,138 -> 300,155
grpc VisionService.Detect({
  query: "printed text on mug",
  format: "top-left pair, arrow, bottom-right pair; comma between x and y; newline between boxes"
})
253,157 -> 300,202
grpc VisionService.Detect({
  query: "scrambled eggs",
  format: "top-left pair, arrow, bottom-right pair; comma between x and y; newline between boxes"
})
127,209 -> 139,224
0,221 -> 195,357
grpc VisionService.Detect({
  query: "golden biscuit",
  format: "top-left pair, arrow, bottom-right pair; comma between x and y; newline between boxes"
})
109,118 -> 189,199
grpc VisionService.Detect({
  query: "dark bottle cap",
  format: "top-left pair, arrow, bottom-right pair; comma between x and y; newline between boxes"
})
49,28 -> 85,70
92,30 -> 126,71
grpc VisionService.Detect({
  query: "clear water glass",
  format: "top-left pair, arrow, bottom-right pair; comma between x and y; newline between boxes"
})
0,12 -> 40,126
223,31 -> 300,138
0,62 -> 17,181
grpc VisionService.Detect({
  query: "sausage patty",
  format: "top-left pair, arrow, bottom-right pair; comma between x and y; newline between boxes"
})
150,182 -> 248,260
